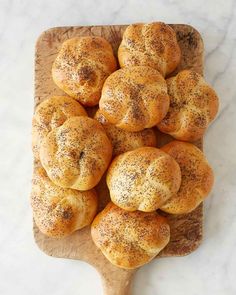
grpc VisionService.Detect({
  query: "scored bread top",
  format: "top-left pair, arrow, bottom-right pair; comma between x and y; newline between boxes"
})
31,165 -> 98,238
118,22 -> 181,77
160,141 -> 214,214
32,95 -> 87,160
40,116 -> 112,190
158,70 -> 219,141
107,147 -> 181,212
91,202 -> 170,269
99,66 -> 170,132
52,36 -> 117,106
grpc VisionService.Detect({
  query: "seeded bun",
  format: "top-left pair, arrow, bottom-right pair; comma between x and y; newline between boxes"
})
40,116 -> 112,190
32,95 -> 87,160
31,165 -> 97,238
118,22 -> 181,77
99,66 -> 170,132
158,70 -> 219,141
52,37 -> 117,106
107,147 -> 181,212
95,110 -> 157,156
160,141 -> 214,214
91,202 -> 170,269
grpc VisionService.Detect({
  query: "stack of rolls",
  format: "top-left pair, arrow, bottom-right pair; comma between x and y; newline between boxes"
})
31,22 -> 219,269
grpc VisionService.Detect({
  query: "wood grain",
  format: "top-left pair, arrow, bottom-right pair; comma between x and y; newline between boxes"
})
33,24 -> 204,295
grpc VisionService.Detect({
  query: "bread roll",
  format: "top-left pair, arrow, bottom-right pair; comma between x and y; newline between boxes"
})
118,22 -> 181,77
160,141 -> 214,214
91,202 -> 170,269
40,116 -> 112,190
99,66 -> 170,132
32,96 -> 87,160
158,70 -> 219,141
95,110 -> 157,156
31,165 -> 97,238
52,37 -> 117,106
107,147 -> 181,212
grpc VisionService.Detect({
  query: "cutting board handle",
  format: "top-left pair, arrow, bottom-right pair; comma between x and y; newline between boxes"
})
99,267 -> 135,295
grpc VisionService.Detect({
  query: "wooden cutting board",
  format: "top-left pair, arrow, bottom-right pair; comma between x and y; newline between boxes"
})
33,24 -> 204,295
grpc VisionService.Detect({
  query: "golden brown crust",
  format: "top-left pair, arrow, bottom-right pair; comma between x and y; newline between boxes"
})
160,141 -> 214,214
52,37 -> 117,106
32,96 -> 87,160
158,70 -> 219,141
40,116 -> 112,190
118,22 -> 181,77
94,110 -> 157,156
91,202 -> 170,269
107,147 -> 181,212
31,165 -> 98,238
99,66 -> 170,132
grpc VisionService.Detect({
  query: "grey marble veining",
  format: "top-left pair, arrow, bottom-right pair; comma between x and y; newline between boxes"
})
0,0 -> 236,294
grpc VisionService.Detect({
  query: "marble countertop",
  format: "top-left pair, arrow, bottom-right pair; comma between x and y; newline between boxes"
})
0,0 -> 236,294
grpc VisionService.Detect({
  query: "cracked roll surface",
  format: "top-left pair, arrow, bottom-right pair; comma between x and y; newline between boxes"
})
99,66 -> 170,132
118,22 -> 181,77
94,109 -> 157,156
107,147 -> 181,212
91,202 -> 170,269
31,165 -> 98,238
160,141 -> 214,214
32,96 -> 87,160
158,70 -> 219,141
40,116 -> 112,190
52,37 -> 117,106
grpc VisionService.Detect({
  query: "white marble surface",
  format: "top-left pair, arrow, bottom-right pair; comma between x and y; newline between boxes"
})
0,0 -> 236,294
